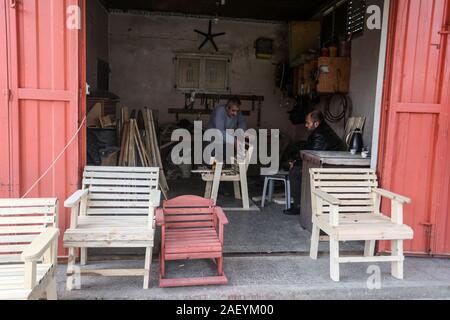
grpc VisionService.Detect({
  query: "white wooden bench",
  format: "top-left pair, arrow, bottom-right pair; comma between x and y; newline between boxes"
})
63,166 -> 161,290
309,168 -> 414,281
0,198 -> 59,300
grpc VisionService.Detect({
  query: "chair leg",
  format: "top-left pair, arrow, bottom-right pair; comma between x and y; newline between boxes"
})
46,277 -> 58,300
204,181 -> 212,198
160,252 -> 166,278
233,181 -> 241,200
364,240 -> 376,257
80,248 -> 87,266
143,247 -> 152,289
66,247 -> 76,291
283,180 -> 289,210
217,256 -> 224,276
261,177 -> 268,208
330,239 -> 340,282
391,240 -> 404,280
310,224 -> 320,260
267,179 -> 274,202
239,164 -> 250,209
286,179 -> 291,210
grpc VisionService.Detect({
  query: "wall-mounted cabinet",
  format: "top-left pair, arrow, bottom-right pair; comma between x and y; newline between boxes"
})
175,53 -> 231,93
317,57 -> 351,93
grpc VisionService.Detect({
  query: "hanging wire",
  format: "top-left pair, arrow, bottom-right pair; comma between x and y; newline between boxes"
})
21,116 -> 87,198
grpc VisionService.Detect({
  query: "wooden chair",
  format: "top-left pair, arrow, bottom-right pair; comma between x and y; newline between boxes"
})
309,168 -> 414,282
156,196 -> 229,288
193,133 -> 257,210
0,198 -> 59,300
63,166 -> 161,290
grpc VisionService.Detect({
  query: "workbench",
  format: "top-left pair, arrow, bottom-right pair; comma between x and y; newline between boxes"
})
299,150 -> 371,232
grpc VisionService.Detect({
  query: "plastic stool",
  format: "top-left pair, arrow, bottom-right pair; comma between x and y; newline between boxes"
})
261,172 -> 291,210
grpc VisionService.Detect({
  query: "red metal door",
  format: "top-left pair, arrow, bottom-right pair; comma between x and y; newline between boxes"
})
0,1 -> 10,198
2,0 -> 85,255
378,0 -> 450,256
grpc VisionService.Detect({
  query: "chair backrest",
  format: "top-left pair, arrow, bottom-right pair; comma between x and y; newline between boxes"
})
83,166 -> 159,216
309,168 -> 378,215
162,196 -> 216,230
0,198 -> 58,264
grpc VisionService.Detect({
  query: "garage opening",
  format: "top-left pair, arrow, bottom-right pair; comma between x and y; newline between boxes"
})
84,0 -> 385,256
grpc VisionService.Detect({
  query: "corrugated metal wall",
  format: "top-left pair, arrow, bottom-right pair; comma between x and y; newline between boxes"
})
378,0 -> 450,256
0,0 -> 84,255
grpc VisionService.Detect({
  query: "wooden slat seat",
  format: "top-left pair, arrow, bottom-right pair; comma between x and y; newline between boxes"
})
0,198 -> 59,300
156,196 -> 229,288
316,214 -> 414,241
63,166 -> 161,290
64,216 -> 154,245
309,168 -> 414,282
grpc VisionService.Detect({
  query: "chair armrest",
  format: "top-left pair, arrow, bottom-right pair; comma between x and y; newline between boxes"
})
214,207 -> 229,225
156,208 -> 165,227
312,190 -> 341,205
373,188 -> 411,204
64,189 -> 89,208
21,228 -> 60,262
149,190 -> 161,208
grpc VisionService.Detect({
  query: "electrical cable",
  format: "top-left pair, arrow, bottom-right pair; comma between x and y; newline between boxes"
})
323,93 -> 349,123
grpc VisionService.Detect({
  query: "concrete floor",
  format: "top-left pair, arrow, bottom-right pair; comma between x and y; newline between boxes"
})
57,256 -> 450,300
58,176 -> 449,300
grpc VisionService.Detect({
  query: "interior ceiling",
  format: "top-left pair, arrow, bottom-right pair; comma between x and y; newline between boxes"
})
101,0 -> 332,21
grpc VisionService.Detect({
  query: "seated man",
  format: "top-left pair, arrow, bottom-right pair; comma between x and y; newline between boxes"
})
284,110 -> 346,215
207,96 -> 247,164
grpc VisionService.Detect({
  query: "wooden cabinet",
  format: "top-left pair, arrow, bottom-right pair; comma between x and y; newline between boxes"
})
317,57 -> 351,93
289,21 -> 321,66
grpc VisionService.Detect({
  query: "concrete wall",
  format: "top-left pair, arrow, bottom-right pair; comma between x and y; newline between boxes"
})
108,13 -> 295,134
348,0 -> 384,149
86,0 -> 109,91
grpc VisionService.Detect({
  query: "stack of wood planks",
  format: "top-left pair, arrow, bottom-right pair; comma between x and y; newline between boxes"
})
118,107 -> 169,199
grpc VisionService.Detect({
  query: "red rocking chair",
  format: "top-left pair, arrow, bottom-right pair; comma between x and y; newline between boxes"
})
156,195 -> 229,287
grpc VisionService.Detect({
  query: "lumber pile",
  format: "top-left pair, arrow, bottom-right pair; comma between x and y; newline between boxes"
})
118,107 -> 169,199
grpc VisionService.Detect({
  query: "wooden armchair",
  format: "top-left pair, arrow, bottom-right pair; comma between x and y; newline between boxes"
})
309,168 -> 414,282
63,166 -> 161,290
156,196 -> 229,288
0,198 -> 59,300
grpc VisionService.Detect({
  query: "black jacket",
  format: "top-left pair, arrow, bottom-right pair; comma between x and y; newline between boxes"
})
305,122 -> 346,152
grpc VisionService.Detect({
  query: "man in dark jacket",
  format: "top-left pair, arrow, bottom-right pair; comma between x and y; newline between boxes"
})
284,110 -> 346,215
304,110 -> 347,151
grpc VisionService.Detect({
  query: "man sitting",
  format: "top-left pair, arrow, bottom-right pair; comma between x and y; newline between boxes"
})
284,110 -> 346,215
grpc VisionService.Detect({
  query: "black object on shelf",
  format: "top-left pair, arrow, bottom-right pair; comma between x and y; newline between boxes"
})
349,128 -> 363,153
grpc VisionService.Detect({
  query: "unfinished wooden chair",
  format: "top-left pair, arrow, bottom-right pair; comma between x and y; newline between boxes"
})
0,198 -> 59,300
193,133 -> 257,210
309,168 -> 414,282
156,195 -> 228,288
63,166 -> 161,290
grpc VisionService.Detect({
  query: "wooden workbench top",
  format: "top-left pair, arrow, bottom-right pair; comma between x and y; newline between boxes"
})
300,150 -> 371,166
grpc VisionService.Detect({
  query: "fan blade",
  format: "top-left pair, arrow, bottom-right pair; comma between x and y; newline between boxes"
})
198,38 -> 209,50
194,29 -> 208,36
211,39 -> 219,52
